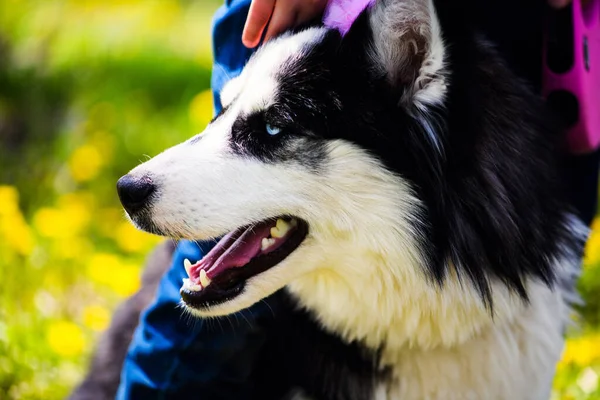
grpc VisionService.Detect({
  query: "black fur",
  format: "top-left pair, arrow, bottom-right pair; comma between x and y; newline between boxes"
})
251,291 -> 387,400
230,110 -> 328,170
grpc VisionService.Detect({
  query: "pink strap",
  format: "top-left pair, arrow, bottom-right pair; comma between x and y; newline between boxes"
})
322,0 -> 376,36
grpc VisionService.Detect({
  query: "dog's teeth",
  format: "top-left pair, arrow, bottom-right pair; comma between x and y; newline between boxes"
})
276,218 -> 290,231
271,219 -> 291,238
188,284 -> 203,292
182,277 -> 202,291
183,259 -> 193,276
199,270 -> 211,287
261,237 -> 276,250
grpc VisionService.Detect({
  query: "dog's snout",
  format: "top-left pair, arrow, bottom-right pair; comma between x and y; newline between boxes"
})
117,174 -> 155,214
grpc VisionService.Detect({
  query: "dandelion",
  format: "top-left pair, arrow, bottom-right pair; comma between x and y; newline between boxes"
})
52,237 -> 91,260
0,186 -> 19,216
87,254 -> 140,296
559,334 -> 600,368
114,220 -> 160,253
83,305 -> 110,331
108,261 -> 141,297
68,144 -> 103,182
0,186 -> 35,255
33,194 -> 91,239
87,253 -> 122,286
584,219 -> 600,267
46,321 -> 86,357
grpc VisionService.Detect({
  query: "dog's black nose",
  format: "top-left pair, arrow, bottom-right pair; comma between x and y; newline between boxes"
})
117,174 -> 155,214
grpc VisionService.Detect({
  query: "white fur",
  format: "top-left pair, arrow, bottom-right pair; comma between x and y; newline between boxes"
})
219,27 -> 328,114
373,280 -> 570,400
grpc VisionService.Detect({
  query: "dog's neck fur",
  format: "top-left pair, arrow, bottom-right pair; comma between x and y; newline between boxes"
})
286,241 -> 574,399
280,145 -> 580,399
284,142 -> 523,353
286,212 -> 577,399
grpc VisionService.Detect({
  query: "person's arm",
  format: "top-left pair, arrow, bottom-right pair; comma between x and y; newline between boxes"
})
116,241 -> 276,399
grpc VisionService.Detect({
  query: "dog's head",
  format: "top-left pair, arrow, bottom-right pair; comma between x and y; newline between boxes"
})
117,0 -> 580,344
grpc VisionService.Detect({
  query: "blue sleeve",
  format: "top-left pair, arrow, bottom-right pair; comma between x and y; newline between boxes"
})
116,1 -> 277,398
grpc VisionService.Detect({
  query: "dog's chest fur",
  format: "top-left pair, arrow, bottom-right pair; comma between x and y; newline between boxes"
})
250,272 -> 572,400
253,253 -> 577,400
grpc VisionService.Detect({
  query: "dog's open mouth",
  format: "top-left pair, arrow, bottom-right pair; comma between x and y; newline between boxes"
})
180,217 -> 308,309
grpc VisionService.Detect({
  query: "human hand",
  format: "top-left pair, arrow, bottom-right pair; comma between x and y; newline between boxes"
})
242,0 -> 328,48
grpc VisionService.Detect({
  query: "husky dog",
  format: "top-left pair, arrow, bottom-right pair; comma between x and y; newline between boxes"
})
113,0 -> 586,398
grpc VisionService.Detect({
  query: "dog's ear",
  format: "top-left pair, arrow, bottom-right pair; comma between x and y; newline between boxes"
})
343,0 -> 447,110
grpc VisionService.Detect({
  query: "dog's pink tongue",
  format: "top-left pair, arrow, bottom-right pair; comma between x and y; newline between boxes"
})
198,222 -> 274,280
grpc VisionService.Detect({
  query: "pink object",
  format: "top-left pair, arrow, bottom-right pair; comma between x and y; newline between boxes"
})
542,0 -> 600,154
323,0 -> 375,36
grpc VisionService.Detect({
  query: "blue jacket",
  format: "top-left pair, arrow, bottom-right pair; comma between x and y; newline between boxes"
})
115,1 -> 274,398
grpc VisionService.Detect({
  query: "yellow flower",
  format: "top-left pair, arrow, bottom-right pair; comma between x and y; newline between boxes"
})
109,261 -> 141,297
47,321 -> 86,357
115,220 -> 160,253
6,219 -> 35,256
558,334 -> 600,368
0,186 -> 35,255
69,144 -> 103,182
87,254 -> 141,296
87,253 -> 122,286
0,186 -> 19,216
189,90 -> 214,131
83,305 -> 111,331
52,237 -> 91,260
584,219 -> 600,266
33,195 -> 91,239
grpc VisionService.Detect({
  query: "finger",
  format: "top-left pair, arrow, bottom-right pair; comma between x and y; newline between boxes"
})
243,0 -> 276,48
548,0 -> 572,9
263,2 -> 299,43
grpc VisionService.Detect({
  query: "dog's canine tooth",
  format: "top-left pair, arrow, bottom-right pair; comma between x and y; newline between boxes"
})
183,258 -> 193,276
199,269 -> 212,287
271,219 -> 291,238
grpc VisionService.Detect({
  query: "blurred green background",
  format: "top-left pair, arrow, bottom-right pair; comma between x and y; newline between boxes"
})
0,0 -> 599,399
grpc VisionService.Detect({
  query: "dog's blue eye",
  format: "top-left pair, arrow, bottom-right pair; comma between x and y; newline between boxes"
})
266,124 -> 281,136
